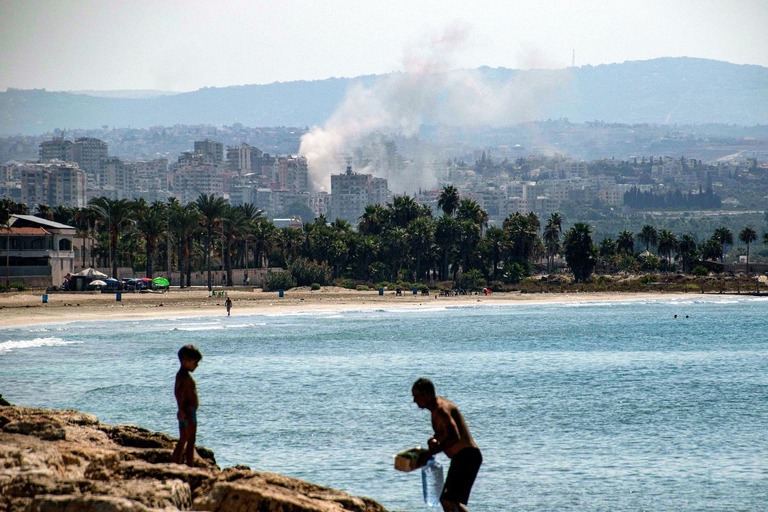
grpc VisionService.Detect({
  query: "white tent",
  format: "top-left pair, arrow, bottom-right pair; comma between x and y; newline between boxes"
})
73,267 -> 108,278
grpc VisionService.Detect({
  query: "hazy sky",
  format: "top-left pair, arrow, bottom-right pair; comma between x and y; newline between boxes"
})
1,0 -> 767,92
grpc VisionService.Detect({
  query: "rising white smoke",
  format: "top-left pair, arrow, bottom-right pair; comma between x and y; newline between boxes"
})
299,23 -> 566,193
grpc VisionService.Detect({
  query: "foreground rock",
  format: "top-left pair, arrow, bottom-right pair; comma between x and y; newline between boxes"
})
0,405 -> 388,512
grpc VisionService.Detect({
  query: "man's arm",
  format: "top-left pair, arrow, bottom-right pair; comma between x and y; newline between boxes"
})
429,408 -> 460,454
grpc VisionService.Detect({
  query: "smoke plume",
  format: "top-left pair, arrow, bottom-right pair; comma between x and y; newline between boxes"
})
299,23 -> 566,193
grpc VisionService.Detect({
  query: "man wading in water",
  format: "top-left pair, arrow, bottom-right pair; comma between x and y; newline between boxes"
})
412,377 -> 482,511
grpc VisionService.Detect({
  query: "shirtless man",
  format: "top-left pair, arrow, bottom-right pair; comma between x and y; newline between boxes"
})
412,377 -> 482,512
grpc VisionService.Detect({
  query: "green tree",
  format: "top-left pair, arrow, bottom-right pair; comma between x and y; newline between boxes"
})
599,237 -> 617,272
502,212 -> 541,274
542,213 -> 563,271
358,204 -> 387,236
563,222 -> 598,283
637,225 -> 658,253
435,215 -> 459,281
168,201 -> 200,288
739,226 -> 757,272
195,194 -> 228,291
616,230 -> 635,256
387,195 -> 422,229
456,198 -> 489,232
135,200 -> 168,278
713,227 -> 733,263
406,216 -> 435,282
437,185 -> 460,217
481,226 -> 507,281
676,234 -> 698,274
89,197 -> 135,278
656,229 -> 678,270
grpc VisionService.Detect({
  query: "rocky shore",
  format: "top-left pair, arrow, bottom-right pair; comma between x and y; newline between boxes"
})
0,402 -> 387,512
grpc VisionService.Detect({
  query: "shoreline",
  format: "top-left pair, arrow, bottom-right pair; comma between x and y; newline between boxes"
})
0,287 -> 730,328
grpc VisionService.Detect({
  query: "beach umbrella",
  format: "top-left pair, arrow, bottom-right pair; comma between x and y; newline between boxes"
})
74,267 -> 108,278
105,277 -> 119,284
89,279 -> 107,287
152,277 -> 170,287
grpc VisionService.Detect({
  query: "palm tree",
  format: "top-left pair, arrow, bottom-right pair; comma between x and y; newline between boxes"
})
195,194 -> 228,291
739,226 -> 757,273
542,213 -> 563,271
616,230 -> 635,256
221,204 -> 246,286
482,226 -> 507,281
34,204 -> 54,221
503,212 -> 541,271
599,238 -> 617,272
89,197 -> 135,278
713,227 -> 734,263
435,215 -> 459,281
405,216 -> 435,282
455,220 -> 482,278
456,198 -> 489,232
135,201 -> 167,278
237,202 -> 264,278
676,234 -> 698,274
637,225 -> 658,254
563,222 -> 597,283
382,226 -> 408,281
358,204 -> 387,236
656,229 -> 678,270
168,202 -> 200,288
437,185 -> 460,217
387,195 -> 422,229
73,206 -> 97,268
249,218 -> 275,270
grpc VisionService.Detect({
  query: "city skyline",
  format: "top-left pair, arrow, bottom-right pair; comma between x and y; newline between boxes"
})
1,0 -> 767,92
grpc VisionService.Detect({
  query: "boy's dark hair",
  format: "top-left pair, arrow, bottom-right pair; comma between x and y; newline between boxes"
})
412,377 -> 435,396
178,344 -> 203,362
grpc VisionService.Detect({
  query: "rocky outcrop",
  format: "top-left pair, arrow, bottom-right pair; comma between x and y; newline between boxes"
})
0,405 -> 387,512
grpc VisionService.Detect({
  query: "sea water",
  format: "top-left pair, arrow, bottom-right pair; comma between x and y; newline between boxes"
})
2,296 -> 768,511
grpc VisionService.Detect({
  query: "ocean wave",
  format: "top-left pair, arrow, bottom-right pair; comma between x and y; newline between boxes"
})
0,336 -> 81,353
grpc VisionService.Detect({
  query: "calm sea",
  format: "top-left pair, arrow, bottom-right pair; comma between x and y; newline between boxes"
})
2,296 -> 768,511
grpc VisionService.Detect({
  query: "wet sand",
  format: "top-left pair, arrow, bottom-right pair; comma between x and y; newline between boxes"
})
0,287 -> 696,328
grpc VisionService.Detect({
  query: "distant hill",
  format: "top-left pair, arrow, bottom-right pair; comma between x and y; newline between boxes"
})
1,58 -> 766,135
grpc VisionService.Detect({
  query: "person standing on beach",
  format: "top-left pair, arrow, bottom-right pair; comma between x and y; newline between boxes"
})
172,344 -> 202,466
225,297 -> 232,316
412,377 -> 482,512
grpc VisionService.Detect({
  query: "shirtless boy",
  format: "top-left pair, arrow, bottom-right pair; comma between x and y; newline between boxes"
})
412,377 -> 482,512
172,344 -> 202,466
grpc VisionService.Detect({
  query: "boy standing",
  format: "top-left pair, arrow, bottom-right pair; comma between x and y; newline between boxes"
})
172,344 -> 202,466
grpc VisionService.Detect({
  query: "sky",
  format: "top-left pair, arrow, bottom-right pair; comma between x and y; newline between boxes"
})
1,0 -> 767,92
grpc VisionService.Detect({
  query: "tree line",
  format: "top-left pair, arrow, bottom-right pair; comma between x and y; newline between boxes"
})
1,190 -> 766,291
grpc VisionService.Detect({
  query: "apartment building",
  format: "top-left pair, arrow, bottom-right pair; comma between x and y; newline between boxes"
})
329,165 -> 389,225
39,138 -> 74,162
20,162 -> 87,208
194,139 -> 224,165
72,137 -> 108,182
276,156 -> 309,193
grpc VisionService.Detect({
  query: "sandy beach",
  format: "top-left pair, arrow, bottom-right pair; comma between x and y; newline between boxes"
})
0,286 -> 699,328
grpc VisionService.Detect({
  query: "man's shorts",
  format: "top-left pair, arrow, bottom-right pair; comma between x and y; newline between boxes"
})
441,447 -> 483,505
